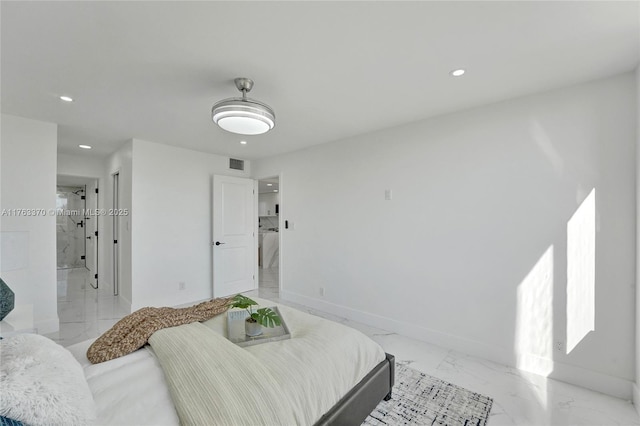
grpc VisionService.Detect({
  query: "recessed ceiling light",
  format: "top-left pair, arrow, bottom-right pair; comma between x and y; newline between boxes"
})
78,145 -> 92,149
240,140 -> 247,145
60,95 -> 74,102
267,183 -> 273,186
450,69 -> 466,77
273,189 -> 278,192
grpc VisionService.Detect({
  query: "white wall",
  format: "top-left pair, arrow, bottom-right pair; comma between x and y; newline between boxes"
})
0,114 -> 58,333
128,139 -> 250,310
103,141 -> 133,308
58,153 -> 105,179
253,73 -> 637,399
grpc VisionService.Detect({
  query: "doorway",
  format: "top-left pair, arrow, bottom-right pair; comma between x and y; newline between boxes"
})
257,176 -> 280,298
56,175 -> 99,290
48,174 -> 129,346
56,175 -> 99,300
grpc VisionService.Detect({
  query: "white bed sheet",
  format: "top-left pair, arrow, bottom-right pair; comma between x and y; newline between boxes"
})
67,339 -> 179,426
67,298 -> 385,426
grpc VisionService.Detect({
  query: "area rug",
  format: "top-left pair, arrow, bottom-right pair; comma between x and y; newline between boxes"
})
364,363 -> 493,426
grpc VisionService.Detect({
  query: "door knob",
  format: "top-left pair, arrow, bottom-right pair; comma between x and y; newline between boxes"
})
215,241 -> 225,246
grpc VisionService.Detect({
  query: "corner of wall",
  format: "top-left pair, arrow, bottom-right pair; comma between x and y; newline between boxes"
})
1,114 -> 58,333
118,294 -> 132,315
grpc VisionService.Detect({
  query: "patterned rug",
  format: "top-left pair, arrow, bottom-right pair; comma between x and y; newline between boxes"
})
364,363 -> 493,426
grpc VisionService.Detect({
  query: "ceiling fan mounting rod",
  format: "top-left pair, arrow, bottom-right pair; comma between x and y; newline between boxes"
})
234,77 -> 254,99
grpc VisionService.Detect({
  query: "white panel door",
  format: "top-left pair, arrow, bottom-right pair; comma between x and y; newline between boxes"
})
212,175 -> 256,297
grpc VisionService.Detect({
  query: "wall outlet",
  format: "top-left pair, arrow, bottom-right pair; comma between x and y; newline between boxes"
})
555,340 -> 564,352
319,287 -> 325,296
178,282 -> 186,291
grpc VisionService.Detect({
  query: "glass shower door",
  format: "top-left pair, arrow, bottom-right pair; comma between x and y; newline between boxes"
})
56,186 -> 86,269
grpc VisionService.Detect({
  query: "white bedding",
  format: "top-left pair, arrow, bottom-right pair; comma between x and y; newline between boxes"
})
67,339 -> 179,426
67,298 -> 386,426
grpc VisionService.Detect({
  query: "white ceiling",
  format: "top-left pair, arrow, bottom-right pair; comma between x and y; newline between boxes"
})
2,1 -> 638,160
258,178 -> 279,194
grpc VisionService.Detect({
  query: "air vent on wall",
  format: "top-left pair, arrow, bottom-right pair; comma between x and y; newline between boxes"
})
229,158 -> 245,171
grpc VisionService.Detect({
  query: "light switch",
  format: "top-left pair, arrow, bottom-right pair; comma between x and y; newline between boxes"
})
385,189 -> 392,200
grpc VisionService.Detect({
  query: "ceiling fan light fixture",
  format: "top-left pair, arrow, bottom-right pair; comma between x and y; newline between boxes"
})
212,78 -> 275,135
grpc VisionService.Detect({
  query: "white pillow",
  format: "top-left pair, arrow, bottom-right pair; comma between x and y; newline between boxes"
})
0,333 -> 97,426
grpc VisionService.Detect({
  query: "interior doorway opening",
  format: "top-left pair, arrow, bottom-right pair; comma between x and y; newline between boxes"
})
56,175 -> 99,290
257,176 -> 280,297
48,175 -> 129,347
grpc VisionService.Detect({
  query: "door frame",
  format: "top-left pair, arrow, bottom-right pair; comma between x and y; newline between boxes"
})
85,179 -> 100,289
253,179 -> 260,292
112,171 -> 120,296
255,173 -> 282,294
55,174 -> 102,287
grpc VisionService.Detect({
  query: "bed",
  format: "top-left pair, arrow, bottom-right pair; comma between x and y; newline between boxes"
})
0,297 -> 394,426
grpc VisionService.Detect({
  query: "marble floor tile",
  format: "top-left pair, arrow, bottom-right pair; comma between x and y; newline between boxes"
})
45,319 -> 99,347
258,267 -> 279,289
44,268 -> 130,347
371,332 -> 451,372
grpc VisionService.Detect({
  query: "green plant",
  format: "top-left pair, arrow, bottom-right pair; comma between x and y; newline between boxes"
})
231,294 -> 282,328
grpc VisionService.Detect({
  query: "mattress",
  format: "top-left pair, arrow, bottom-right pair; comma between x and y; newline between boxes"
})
67,298 -> 386,425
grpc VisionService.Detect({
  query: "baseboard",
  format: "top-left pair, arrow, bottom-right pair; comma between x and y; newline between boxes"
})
173,298 -> 210,309
633,383 -> 640,416
549,360 -> 633,400
280,290 -> 514,366
280,290 -> 633,400
36,316 -> 59,334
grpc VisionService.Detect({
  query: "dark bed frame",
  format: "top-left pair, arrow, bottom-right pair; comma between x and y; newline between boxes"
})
314,353 -> 395,426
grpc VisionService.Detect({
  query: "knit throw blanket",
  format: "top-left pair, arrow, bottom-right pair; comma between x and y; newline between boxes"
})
86,297 -> 232,364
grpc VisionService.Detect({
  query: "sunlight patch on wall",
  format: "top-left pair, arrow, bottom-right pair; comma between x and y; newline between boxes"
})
515,245 -> 554,378
566,188 -> 596,354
